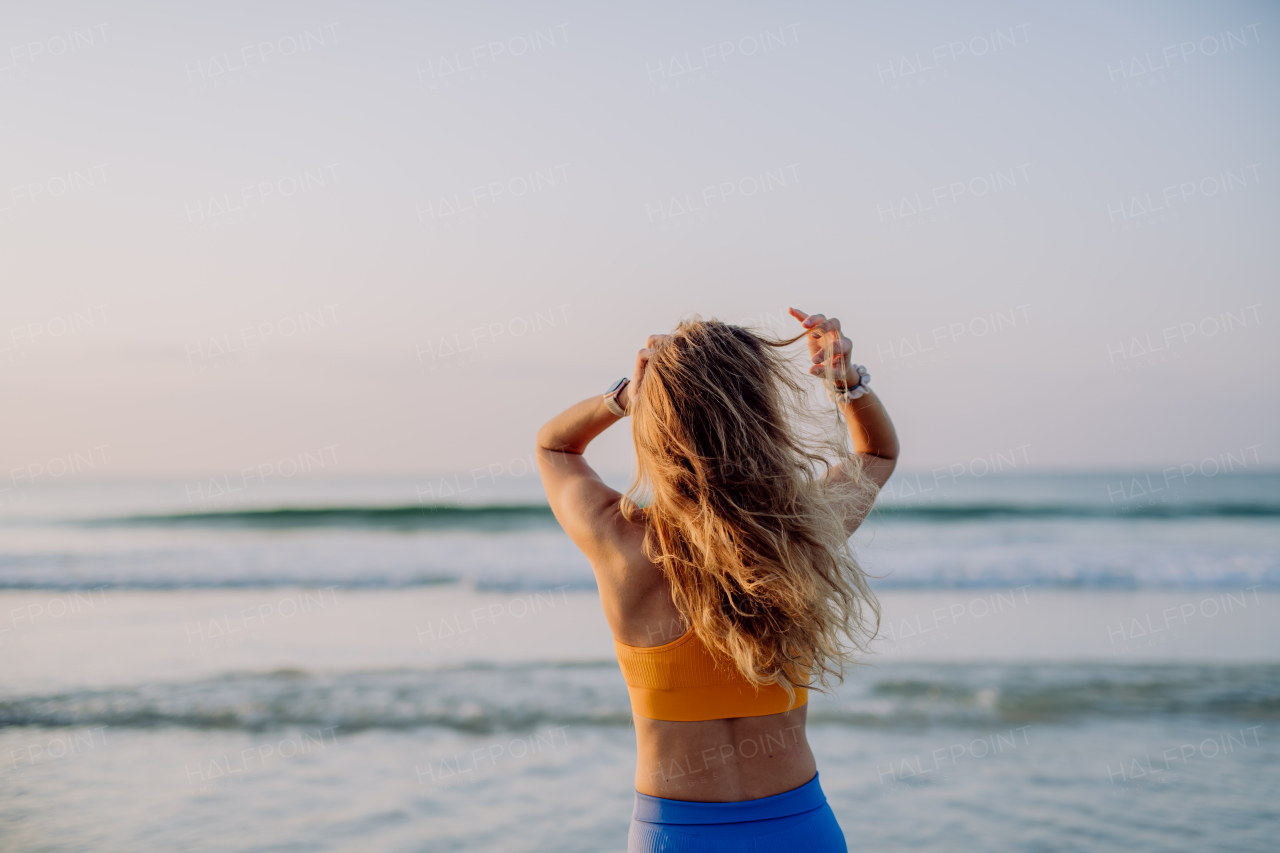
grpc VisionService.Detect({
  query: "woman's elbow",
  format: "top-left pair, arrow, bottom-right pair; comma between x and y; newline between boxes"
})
862,454 -> 896,490
536,424 -> 579,455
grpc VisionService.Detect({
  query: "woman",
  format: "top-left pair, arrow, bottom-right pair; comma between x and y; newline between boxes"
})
536,308 -> 898,852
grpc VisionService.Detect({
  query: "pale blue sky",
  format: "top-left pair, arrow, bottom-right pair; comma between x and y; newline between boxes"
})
1,0 -> 1277,480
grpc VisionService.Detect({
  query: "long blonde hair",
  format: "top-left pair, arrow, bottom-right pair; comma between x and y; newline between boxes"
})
622,317 -> 880,701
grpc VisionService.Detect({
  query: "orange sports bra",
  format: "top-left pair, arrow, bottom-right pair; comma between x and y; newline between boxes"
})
613,627 -> 808,722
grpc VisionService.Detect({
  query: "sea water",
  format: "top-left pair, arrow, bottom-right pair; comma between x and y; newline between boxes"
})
1,473 -> 1277,851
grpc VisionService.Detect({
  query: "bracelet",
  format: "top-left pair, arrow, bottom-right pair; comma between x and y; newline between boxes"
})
827,364 -> 870,405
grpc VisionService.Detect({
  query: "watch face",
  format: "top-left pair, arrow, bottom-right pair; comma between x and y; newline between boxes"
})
605,377 -> 628,396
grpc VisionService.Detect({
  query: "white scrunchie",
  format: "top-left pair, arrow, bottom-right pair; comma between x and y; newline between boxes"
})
827,364 -> 870,405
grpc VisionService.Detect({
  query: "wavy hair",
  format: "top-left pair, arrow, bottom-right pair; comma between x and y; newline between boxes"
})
621,316 -> 880,702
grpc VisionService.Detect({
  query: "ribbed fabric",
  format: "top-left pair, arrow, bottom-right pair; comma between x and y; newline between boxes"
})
633,773 -> 827,824
628,774 -> 847,852
614,629 -> 808,722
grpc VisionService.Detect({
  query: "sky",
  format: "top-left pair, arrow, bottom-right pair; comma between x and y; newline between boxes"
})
1,0 -> 1277,485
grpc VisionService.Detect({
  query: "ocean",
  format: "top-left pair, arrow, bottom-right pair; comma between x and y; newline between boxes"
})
1,472 -> 1277,851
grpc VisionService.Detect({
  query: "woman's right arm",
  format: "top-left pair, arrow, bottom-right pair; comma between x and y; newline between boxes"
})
535,339 -> 661,565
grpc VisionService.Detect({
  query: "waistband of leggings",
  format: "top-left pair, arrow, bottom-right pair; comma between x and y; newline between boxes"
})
632,773 -> 826,825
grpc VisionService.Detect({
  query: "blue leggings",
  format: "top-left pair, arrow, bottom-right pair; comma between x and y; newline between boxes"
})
628,773 -> 847,852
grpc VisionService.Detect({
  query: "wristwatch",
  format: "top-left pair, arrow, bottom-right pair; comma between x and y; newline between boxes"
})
603,377 -> 630,417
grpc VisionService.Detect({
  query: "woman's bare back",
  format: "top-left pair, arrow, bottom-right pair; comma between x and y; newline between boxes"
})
607,520 -> 818,801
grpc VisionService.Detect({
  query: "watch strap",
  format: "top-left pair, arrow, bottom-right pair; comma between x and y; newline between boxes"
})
604,377 -> 630,417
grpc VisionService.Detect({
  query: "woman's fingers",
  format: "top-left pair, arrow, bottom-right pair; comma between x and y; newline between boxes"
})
812,335 -> 851,364
628,348 -> 654,404
634,336 -> 666,386
809,361 -> 839,376
807,317 -> 845,361
790,309 -> 841,334
790,310 -> 854,378
792,311 -> 852,374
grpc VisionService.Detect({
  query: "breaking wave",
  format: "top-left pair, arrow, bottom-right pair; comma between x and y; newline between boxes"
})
2,663 -> 1274,733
